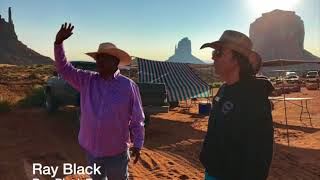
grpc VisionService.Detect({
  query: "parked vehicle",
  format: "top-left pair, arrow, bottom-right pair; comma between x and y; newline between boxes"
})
306,70 -> 320,83
286,75 -> 300,83
45,61 -> 95,111
285,73 -> 300,84
273,71 -> 301,84
44,61 -> 169,124
275,77 -> 284,84
285,71 -> 298,77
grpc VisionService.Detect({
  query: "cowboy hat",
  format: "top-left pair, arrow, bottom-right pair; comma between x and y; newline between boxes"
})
200,30 -> 261,74
86,42 -> 131,67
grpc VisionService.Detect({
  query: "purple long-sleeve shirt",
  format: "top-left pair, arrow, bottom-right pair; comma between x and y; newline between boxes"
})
54,44 -> 145,157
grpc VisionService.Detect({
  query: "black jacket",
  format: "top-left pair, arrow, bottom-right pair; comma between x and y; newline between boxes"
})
199,77 -> 274,180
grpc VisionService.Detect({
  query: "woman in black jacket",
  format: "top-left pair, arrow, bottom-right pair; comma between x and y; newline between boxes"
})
199,30 -> 274,180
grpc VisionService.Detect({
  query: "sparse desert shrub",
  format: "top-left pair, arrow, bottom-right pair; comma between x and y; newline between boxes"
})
28,73 -> 38,80
0,99 -> 13,112
18,85 -> 45,108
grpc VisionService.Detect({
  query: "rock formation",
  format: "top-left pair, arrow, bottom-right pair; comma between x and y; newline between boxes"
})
250,9 -> 319,61
0,7 -> 53,65
167,37 -> 205,64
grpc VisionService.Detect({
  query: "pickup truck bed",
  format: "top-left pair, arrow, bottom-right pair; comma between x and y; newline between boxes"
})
137,83 -> 169,125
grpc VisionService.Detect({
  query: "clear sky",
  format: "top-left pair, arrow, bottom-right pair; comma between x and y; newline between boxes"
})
0,0 -> 319,62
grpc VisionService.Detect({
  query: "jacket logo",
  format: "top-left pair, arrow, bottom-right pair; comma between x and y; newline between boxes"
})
222,101 -> 234,115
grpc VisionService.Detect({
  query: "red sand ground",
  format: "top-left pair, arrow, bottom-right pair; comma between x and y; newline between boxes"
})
0,65 -> 319,179
0,89 -> 319,180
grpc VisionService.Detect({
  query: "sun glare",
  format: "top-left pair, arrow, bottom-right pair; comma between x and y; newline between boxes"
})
248,0 -> 300,14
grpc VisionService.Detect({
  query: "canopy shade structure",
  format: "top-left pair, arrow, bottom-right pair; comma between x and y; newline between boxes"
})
136,57 -> 211,102
262,59 -> 320,67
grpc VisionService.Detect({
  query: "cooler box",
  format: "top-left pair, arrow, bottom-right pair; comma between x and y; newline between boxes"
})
199,103 -> 212,115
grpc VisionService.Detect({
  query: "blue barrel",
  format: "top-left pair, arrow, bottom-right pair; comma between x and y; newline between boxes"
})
199,103 -> 212,115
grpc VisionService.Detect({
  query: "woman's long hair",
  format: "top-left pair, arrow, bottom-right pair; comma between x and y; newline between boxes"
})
232,51 -> 255,81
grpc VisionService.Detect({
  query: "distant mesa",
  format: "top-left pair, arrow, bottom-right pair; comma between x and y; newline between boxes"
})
167,37 -> 206,64
250,9 -> 319,61
0,7 -> 53,65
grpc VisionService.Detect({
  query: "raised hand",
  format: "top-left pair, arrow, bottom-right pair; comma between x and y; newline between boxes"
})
55,23 -> 74,44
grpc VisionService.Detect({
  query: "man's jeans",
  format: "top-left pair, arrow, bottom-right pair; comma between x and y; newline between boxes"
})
86,150 -> 130,180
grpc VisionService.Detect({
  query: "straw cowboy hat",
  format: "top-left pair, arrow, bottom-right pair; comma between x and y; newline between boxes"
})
200,30 -> 261,74
86,42 -> 131,67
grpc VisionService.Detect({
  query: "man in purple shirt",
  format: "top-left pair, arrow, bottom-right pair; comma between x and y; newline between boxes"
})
54,23 -> 145,180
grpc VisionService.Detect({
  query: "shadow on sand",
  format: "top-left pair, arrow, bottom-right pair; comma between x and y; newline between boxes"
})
269,143 -> 320,180
273,121 -> 320,133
